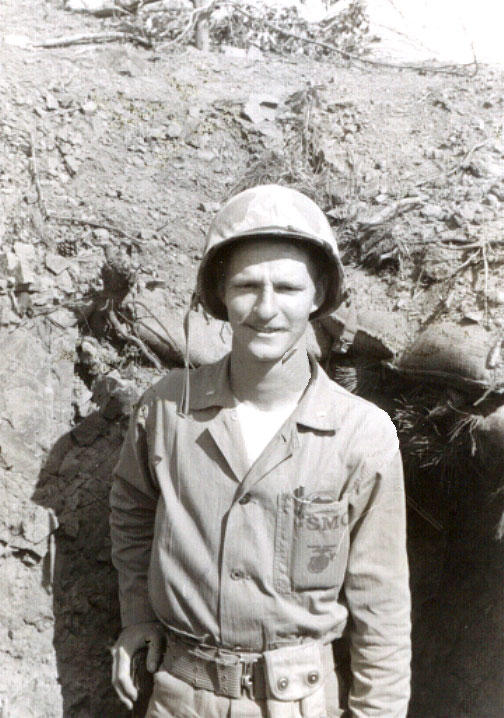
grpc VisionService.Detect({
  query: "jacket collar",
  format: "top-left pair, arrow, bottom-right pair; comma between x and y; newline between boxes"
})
188,353 -> 341,432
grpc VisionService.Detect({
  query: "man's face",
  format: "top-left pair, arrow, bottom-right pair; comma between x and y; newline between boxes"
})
222,239 -> 322,363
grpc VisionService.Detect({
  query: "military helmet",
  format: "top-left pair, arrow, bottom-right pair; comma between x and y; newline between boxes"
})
196,184 -> 345,320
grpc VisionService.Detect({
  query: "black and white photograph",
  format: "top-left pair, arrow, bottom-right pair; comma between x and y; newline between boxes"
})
0,1 -> 503,716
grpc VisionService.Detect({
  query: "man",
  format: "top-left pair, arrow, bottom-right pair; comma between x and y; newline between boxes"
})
110,185 -> 411,717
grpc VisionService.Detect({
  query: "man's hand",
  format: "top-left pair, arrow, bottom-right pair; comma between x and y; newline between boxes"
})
111,621 -> 165,710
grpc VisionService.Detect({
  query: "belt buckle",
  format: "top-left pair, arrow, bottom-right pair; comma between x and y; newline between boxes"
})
241,662 -> 255,700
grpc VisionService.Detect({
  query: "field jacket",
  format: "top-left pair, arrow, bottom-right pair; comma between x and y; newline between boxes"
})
110,354 -> 411,717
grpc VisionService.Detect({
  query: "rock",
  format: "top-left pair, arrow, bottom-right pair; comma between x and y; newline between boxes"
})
65,155 -> 81,175
3,33 -> 31,48
65,0 -> 111,12
149,126 -> 165,140
80,99 -> 97,115
14,242 -> 35,260
177,253 -> 190,267
489,184 -> 504,201
245,46 -> 263,61
55,270 -> 74,293
45,253 -> 71,275
139,227 -> 156,241
222,46 -> 247,59
483,193 -> 500,209
486,289 -> 504,305
198,201 -> 221,213
196,149 -> 215,162
166,121 -> 183,139
12,243 -> 36,287
420,204 -> 447,221
462,311 -> 483,324
161,0 -> 192,8
242,94 -> 279,124
92,228 -> 110,243
71,413 -> 109,446
50,308 -> 79,328
0,250 -> 20,276
92,372 -> 140,419
44,92 -> 59,111
21,507 -> 57,549
101,252 -> 135,301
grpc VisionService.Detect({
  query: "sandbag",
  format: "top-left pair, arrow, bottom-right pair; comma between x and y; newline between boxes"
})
474,404 -> 504,539
128,288 -> 231,367
322,304 -> 411,359
476,404 -> 504,458
387,323 -> 504,395
320,301 -> 357,353
128,288 -> 333,367
353,309 -> 411,359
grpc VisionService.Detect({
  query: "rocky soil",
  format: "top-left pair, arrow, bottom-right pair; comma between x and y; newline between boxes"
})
1,1 -> 503,716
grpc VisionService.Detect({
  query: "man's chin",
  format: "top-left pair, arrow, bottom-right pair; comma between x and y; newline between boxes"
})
235,340 -> 296,364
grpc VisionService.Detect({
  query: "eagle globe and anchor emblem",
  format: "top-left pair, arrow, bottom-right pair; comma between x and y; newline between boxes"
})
307,544 -> 338,573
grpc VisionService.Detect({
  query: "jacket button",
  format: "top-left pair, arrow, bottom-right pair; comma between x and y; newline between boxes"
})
230,569 -> 245,580
239,493 -> 251,505
277,677 -> 289,691
307,671 -> 319,685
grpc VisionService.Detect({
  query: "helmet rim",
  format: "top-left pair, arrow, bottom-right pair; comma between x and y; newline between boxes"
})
197,229 -> 345,321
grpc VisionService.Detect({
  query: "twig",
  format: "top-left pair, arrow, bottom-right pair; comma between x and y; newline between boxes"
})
55,139 -> 76,178
357,197 -> 424,232
76,0 -> 159,16
439,238 -> 504,250
446,249 -> 480,279
160,0 -> 218,47
34,31 -> 152,49
129,299 -> 183,359
108,307 -> 163,370
460,139 -> 489,169
49,214 -> 144,246
406,495 -> 444,532
482,240 -> 489,323
415,139 -> 489,188
228,3 -> 476,76
28,129 -> 48,220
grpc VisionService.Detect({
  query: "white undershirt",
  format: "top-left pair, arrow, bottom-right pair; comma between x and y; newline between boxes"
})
234,394 -> 302,469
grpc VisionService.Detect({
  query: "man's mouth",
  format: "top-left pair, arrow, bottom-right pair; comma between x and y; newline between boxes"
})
246,325 -> 282,334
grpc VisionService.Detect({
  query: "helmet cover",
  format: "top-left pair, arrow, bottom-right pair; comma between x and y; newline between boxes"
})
196,184 -> 345,320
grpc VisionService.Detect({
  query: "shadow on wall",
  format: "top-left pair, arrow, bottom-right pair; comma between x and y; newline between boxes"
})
32,410 -> 129,718
406,416 -> 504,718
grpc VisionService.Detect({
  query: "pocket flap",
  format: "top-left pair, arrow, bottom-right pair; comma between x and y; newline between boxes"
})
264,643 -> 325,701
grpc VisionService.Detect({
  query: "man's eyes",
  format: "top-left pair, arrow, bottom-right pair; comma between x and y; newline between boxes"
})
276,284 -> 301,292
231,282 -> 302,292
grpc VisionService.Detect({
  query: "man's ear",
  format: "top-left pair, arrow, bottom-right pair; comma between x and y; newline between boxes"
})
311,274 -> 328,313
217,276 -> 226,304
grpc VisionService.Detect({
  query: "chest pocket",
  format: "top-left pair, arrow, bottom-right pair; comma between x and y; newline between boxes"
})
274,492 -> 350,593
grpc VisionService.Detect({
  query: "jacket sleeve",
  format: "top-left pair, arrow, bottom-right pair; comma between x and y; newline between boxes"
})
110,395 -> 160,627
343,414 -> 411,717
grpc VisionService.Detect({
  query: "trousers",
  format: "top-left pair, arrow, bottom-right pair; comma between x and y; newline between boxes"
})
145,661 -> 347,718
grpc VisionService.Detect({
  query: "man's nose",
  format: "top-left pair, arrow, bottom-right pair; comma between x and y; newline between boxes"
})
253,285 -> 277,319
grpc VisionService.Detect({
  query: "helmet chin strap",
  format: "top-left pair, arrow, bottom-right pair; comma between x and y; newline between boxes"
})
282,346 -> 298,363
177,292 -> 200,417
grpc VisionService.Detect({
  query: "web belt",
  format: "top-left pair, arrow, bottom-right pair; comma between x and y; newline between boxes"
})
162,633 -> 336,701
